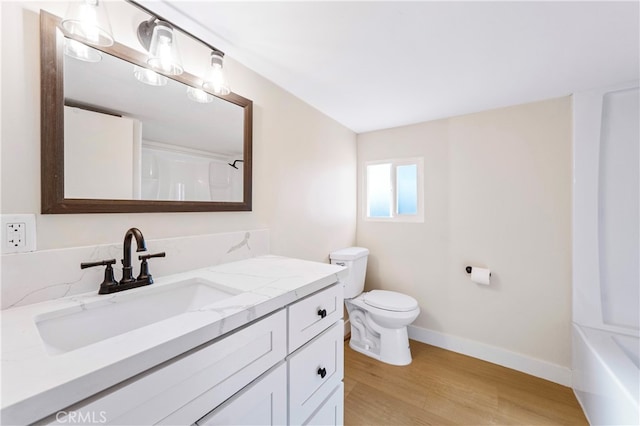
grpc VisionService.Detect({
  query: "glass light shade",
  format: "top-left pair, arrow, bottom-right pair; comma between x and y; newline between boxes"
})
61,0 -> 114,47
133,66 -> 168,86
147,21 -> 183,76
64,38 -> 102,62
203,51 -> 231,95
186,86 -> 214,103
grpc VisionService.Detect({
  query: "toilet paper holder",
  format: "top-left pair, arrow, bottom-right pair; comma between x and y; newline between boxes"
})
465,266 -> 491,276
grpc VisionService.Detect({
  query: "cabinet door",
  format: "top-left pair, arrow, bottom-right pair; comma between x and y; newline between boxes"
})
42,310 -> 286,426
288,284 -> 343,353
288,321 -> 344,425
304,383 -> 344,426
196,363 -> 287,426
157,310 -> 286,425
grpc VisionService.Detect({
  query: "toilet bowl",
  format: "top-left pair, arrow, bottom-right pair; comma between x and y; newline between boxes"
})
346,290 -> 420,365
329,247 -> 420,366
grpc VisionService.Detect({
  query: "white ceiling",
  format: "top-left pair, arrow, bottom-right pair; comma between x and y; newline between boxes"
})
159,1 -> 639,133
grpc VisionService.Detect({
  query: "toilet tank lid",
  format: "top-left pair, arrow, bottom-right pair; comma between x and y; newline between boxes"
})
363,290 -> 419,312
329,247 -> 369,261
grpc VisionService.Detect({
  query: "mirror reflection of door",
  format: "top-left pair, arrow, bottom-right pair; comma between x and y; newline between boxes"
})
64,106 -> 139,200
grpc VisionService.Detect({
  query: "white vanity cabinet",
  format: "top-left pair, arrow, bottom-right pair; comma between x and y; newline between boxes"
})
40,283 -> 344,426
304,383 -> 345,425
288,281 -> 343,352
194,283 -> 345,426
195,363 -> 288,426
44,310 -> 287,426
287,283 -> 344,425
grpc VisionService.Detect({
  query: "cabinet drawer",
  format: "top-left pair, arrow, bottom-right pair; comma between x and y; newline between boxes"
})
288,283 -> 343,353
44,310 -> 286,426
288,321 -> 344,425
195,363 -> 287,426
304,383 -> 344,426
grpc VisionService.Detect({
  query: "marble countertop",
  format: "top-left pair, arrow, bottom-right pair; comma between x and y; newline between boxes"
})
1,255 -> 346,425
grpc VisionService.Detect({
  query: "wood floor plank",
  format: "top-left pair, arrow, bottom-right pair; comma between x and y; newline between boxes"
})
344,339 -> 588,425
343,346 -> 430,409
345,381 -> 454,426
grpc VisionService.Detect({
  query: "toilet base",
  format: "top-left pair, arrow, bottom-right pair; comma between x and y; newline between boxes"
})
349,326 -> 413,366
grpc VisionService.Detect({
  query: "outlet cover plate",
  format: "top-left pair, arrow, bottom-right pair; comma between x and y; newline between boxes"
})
1,214 -> 36,254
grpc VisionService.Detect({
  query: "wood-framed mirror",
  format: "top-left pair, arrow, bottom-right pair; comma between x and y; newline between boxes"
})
40,10 -> 252,214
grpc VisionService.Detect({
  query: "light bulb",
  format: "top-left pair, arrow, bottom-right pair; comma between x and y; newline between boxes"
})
203,51 -> 230,95
61,0 -> 114,47
147,21 -> 183,76
78,3 -> 99,43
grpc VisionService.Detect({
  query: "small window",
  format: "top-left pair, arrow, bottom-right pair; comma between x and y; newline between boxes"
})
364,158 -> 423,222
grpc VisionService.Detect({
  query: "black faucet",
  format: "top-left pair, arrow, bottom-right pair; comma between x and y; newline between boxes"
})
121,227 -> 147,285
81,227 -> 165,294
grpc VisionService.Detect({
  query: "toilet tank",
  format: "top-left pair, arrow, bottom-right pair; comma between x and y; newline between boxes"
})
329,247 -> 369,298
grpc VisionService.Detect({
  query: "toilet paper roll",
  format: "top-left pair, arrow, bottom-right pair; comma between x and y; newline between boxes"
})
471,267 -> 491,285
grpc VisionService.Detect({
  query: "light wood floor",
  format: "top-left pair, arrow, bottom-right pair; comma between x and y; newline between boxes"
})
343,339 -> 588,425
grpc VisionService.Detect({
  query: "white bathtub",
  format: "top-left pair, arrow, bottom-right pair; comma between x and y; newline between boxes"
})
573,324 -> 639,425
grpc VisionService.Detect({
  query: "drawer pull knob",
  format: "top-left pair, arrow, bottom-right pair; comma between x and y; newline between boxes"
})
317,309 -> 327,318
317,367 -> 327,378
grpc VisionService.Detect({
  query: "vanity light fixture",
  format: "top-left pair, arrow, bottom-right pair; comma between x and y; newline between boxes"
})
130,2 -> 232,99
186,86 -> 214,103
133,65 -> 168,86
137,18 -> 184,76
203,50 -> 231,95
61,0 -> 114,47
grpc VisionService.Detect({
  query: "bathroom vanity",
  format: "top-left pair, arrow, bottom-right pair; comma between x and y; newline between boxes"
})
1,256 -> 345,425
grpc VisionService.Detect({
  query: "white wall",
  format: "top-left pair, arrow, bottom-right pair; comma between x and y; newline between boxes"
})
357,97 -> 573,377
0,2 -> 357,262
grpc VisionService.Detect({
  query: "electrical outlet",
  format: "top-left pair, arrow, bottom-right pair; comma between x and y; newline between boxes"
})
7,223 -> 26,248
1,214 -> 36,254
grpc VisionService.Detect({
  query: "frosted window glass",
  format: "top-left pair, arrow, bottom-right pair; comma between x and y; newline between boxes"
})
367,163 -> 392,217
396,164 -> 417,215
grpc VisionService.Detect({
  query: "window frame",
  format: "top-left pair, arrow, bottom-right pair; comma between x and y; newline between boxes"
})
363,157 -> 424,223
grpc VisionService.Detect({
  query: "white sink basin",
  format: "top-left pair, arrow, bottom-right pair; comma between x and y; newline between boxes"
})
35,278 -> 239,355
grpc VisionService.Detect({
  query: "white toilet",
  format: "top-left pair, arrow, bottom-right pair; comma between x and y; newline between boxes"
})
330,247 -> 420,366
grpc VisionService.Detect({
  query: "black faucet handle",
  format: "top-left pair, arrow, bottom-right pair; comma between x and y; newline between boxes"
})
81,259 -> 116,269
81,259 -> 119,294
138,252 -> 166,261
136,252 -> 166,284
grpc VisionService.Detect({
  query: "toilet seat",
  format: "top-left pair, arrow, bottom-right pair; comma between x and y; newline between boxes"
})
363,290 -> 418,312
347,296 -> 420,329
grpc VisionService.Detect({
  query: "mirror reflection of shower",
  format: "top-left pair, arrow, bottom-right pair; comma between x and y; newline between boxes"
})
228,159 -> 243,169
140,142 -> 242,202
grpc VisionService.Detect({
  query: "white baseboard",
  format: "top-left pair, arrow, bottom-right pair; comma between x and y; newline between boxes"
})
344,318 -> 351,338
408,325 -> 572,387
